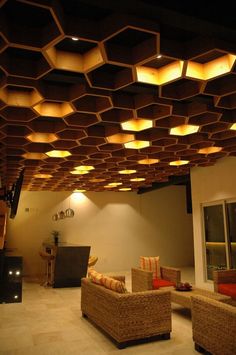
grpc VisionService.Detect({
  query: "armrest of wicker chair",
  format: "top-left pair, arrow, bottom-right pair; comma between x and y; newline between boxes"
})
191,294 -> 236,354
131,267 -> 153,292
160,266 -> 181,286
109,275 -> 125,283
213,269 -> 236,292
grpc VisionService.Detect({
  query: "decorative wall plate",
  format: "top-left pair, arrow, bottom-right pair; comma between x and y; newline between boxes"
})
65,208 -> 74,218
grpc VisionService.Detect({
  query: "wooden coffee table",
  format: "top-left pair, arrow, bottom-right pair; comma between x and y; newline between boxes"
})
169,287 -> 231,310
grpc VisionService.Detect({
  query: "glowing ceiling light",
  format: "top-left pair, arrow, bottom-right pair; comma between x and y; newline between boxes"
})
121,119 -> 153,131
70,170 -> 89,175
22,152 -> 48,160
130,177 -> 146,182
34,173 -> 52,178
104,185 -> 114,188
119,187 -> 132,191
71,37 -> 79,41
26,132 -> 58,143
46,150 -> 71,158
169,160 -> 189,166
124,140 -> 150,149
230,123 -> 236,130
170,124 -> 199,136
74,165 -> 95,171
106,133 -> 135,144
157,54 -> 162,59
138,158 -> 159,165
119,169 -> 136,174
108,182 -> 123,186
198,146 -> 222,154
73,189 -> 86,193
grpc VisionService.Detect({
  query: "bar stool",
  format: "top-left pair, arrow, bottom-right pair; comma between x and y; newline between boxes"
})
39,251 -> 55,287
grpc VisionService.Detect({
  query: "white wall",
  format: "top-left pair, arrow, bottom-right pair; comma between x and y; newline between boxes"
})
6,185 -> 194,278
191,156 -> 236,290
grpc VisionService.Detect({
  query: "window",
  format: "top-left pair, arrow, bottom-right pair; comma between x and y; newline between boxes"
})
202,200 -> 236,281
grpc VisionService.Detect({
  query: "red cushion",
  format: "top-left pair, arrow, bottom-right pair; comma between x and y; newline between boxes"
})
152,278 -> 175,289
218,283 -> 236,300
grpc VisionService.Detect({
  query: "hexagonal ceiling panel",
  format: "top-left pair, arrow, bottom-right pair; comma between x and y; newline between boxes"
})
0,0 -> 236,192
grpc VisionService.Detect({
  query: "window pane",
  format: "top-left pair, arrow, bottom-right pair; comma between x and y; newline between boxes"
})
226,202 -> 236,268
203,205 -> 227,280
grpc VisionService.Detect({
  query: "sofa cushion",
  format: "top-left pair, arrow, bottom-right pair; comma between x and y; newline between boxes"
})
218,283 -> 236,300
101,275 -> 127,293
88,268 -> 104,285
153,278 -> 175,289
140,256 -> 160,279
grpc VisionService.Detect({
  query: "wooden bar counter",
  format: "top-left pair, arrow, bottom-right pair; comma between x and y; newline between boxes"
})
42,242 -> 90,288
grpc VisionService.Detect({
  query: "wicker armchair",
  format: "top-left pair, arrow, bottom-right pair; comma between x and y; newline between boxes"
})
213,269 -> 236,302
191,294 -> 236,355
131,266 -> 181,292
81,276 -> 172,349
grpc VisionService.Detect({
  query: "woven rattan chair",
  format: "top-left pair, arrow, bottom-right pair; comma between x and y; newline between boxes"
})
213,269 -> 236,302
191,294 -> 236,355
132,266 -> 181,292
88,255 -> 98,268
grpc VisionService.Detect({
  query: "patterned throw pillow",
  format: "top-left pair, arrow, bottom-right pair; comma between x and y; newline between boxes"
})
88,268 -> 103,285
101,275 -> 127,293
140,256 -> 160,279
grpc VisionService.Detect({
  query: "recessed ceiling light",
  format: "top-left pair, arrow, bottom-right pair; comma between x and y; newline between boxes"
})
130,178 -> 146,182
34,173 -> 52,178
121,119 -> 153,131
70,170 -> 89,175
119,187 -> 132,191
138,158 -> 159,165
169,160 -> 189,166
73,189 -> 86,193
22,152 -> 48,160
106,133 -> 135,144
230,123 -> 236,130
104,185 -> 114,188
170,124 -> 199,136
108,182 -> 123,186
71,37 -> 79,41
74,165 -> 95,171
124,140 -> 150,149
119,169 -> 136,174
46,150 -> 71,158
26,132 -> 58,143
198,146 -> 222,154
157,54 -> 162,59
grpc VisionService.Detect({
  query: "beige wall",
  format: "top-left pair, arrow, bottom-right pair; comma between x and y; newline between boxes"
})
6,185 -> 194,278
191,156 -> 236,290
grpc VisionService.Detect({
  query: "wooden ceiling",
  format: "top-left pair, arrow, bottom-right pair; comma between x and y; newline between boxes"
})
0,0 -> 236,192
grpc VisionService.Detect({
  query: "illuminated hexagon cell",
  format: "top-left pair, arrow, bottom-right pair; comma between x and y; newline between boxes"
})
0,1 -> 61,48
45,38 -> 104,73
104,27 -> 159,65
0,85 -> 42,107
86,64 -> 134,90
33,101 -> 74,117
1,47 -> 51,79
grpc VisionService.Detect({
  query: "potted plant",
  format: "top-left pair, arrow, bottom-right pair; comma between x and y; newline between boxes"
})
51,230 -> 60,244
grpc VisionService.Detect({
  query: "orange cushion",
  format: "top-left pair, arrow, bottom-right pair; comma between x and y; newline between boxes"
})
101,275 -> 127,293
140,256 -> 160,279
153,278 -> 175,289
218,283 -> 236,300
88,268 -> 103,285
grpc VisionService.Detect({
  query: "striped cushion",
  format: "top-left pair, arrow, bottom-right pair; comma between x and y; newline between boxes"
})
101,275 -> 127,293
140,256 -> 160,279
88,268 -> 103,285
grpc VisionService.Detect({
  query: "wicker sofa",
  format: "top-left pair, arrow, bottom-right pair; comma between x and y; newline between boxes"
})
131,266 -> 181,292
81,276 -> 172,348
191,294 -> 236,355
213,269 -> 236,302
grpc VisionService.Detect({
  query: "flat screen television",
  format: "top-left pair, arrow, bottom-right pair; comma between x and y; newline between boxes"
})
0,169 -> 24,219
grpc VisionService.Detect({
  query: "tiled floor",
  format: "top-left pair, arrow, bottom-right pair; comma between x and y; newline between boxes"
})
0,268 -> 198,354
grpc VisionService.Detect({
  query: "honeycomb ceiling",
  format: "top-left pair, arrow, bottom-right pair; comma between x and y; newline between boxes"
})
0,0 -> 236,193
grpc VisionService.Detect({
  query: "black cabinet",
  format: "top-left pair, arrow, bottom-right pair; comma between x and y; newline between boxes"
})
0,255 -> 23,303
